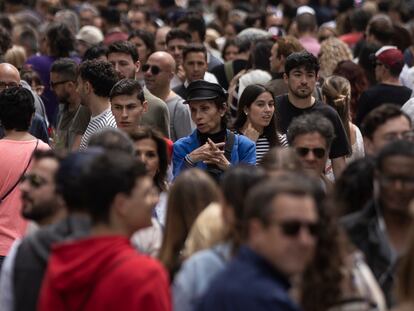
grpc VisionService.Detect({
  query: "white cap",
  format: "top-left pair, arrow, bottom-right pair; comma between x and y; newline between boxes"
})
297,5 -> 316,16
76,26 -> 104,45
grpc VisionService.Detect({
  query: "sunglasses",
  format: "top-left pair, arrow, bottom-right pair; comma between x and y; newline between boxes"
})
142,64 -> 160,75
21,173 -> 48,188
272,220 -> 320,237
296,147 -> 326,159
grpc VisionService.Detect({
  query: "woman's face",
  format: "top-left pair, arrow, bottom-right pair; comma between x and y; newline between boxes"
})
224,45 -> 239,62
189,100 -> 224,134
129,36 -> 149,64
134,138 -> 160,179
245,91 -> 275,129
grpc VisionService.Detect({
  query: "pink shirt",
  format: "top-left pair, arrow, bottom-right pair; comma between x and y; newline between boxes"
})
0,139 -> 50,256
299,36 -> 321,57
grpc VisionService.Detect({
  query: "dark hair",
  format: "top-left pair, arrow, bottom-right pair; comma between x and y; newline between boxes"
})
128,29 -> 155,57
350,8 -> 372,32
100,6 -> 121,26
367,15 -> 393,45
50,58 -> 78,81
0,86 -> 34,131
107,40 -> 139,63
222,39 -> 239,60
287,113 -> 335,149
129,126 -> 169,192
296,13 -> 317,33
46,22 -> 75,58
0,25 -> 11,55
376,140 -> 414,171
334,157 -> 375,215
182,43 -> 207,61
83,43 -> 108,61
166,28 -> 192,45
81,151 -> 147,224
221,165 -> 266,252
357,42 -> 380,86
285,51 -> 320,76
20,67 -> 43,87
33,149 -> 62,162
360,104 -> 411,139
16,27 -> 39,56
78,59 -> 119,98
177,12 -> 206,42
248,39 -> 273,71
88,127 -> 135,155
234,84 -> 279,147
109,78 -> 145,102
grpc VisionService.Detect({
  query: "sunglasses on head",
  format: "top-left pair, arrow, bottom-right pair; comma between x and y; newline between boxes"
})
296,147 -> 326,159
142,64 -> 161,75
274,220 -> 320,237
21,174 -> 48,188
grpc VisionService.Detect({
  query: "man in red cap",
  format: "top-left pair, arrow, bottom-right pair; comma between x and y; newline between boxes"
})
356,46 -> 412,126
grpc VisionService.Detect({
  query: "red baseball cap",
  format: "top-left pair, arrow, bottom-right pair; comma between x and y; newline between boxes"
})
374,46 -> 404,68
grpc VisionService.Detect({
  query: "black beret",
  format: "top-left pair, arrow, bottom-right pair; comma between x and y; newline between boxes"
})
185,80 -> 226,103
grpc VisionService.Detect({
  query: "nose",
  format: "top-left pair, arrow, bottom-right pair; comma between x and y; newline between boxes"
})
138,153 -> 148,165
298,226 -> 316,248
20,178 -> 30,193
121,107 -> 128,118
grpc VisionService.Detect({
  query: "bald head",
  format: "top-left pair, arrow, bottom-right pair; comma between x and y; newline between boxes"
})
148,51 -> 176,72
0,63 -> 20,84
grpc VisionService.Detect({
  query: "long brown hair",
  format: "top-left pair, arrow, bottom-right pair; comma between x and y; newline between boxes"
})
158,169 -> 221,279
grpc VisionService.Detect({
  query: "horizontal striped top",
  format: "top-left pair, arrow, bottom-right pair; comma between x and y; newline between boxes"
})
79,108 -> 117,150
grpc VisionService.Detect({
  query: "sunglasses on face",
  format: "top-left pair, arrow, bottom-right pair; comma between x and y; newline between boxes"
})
296,147 -> 326,159
21,173 -> 48,188
142,64 -> 161,75
272,220 -> 320,237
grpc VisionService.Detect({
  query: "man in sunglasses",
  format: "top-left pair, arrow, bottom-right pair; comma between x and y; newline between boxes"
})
287,113 -> 334,192
196,173 -> 319,311
342,140 -> 414,307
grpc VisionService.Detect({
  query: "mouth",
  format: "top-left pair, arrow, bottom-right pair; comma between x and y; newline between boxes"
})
119,122 -> 132,127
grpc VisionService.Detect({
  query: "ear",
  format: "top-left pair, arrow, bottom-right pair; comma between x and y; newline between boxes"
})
142,100 -> 148,113
363,136 -> 375,156
135,60 -> 141,75
112,192 -> 128,218
85,80 -> 92,94
247,219 -> 265,245
243,106 -> 249,115
283,72 -> 288,85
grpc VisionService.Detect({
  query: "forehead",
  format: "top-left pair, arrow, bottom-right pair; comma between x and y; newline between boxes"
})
0,67 -> 20,83
108,52 -> 134,63
293,132 -> 327,147
289,66 -> 316,74
184,52 -> 206,62
380,155 -> 414,174
111,94 -> 142,105
376,116 -> 411,135
31,158 -> 59,178
168,38 -> 187,47
271,193 -> 317,221
188,99 -> 216,108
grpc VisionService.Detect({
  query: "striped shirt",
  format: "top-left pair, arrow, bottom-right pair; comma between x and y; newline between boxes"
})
79,108 -> 117,150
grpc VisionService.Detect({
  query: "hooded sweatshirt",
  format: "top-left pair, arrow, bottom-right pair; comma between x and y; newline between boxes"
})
38,235 -> 171,311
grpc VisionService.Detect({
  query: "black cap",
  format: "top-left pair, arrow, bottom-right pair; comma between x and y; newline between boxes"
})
185,80 -> 226,103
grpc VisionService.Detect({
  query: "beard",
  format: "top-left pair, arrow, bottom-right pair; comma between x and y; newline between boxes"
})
290,87 -> 313,99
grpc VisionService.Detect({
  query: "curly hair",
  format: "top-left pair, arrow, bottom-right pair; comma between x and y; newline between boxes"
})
46,22 -> 75,58
318,37 -> 353,79
79,59 -> 119,98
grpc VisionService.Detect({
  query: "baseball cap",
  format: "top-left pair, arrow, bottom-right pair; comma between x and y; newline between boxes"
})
297,5 -> 316,16
76,26 -> 104,45
373,45 -> 404,69
185,80 -> 226,103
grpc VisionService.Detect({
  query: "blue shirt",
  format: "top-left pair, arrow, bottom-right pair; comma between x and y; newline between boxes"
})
195,246 -> 302,311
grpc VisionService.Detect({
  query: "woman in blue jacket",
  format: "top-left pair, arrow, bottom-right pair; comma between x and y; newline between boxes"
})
173,80 -> 256,180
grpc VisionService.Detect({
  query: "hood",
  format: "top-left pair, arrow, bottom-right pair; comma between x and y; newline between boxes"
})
46,236 -> 131,295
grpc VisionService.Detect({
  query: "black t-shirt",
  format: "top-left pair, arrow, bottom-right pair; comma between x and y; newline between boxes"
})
276,94 -> 351,159
356,83 -> 412,127
211,59 -> 248,90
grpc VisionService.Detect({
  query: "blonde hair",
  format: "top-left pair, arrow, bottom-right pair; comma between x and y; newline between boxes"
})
4,45 -> 27,70
318,37 -> 353,78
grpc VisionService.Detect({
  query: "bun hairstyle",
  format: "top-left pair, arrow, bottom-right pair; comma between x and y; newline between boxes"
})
322,75 -> 352,147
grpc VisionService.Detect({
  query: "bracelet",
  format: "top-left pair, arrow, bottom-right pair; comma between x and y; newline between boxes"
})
185,154 -> 196,166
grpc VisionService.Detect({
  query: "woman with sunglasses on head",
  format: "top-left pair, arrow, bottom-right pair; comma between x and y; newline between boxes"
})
233,84 -> 286,164
172,80 -> 256,181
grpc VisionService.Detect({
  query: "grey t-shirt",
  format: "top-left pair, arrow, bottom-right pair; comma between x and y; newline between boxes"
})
166,94 -> 194,141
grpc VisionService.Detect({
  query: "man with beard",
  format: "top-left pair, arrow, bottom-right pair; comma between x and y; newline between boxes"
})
106,41 -> 170,138
50,58 -> 91,151
276,51 -> 350,178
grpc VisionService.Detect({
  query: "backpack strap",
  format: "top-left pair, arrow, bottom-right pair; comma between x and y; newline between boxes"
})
224,131 -> 235,161
224,61 -> 235,85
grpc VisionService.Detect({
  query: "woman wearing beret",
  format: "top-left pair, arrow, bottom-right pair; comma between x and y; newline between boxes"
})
172,80 -> 256,181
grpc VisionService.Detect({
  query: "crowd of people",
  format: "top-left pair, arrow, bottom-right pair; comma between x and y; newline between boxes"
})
0,0 -> 414,310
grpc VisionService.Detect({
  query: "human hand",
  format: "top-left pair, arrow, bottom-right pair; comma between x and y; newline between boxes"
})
177,65 -> 186,82
242,121 -> 261,142
189,141 -> 225,163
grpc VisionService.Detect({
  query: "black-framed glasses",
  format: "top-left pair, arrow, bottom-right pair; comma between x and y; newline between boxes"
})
271,220 -> 320,237
21,173 -> 48,188
49,80 -> 74,89
0,81 -> 19,90
142,64 -> 161,75
296,147 -> 326,159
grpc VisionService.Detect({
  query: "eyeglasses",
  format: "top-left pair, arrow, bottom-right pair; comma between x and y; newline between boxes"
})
49,80 -> 74,89
271,220 -> 320,237
21,173 -> 48,188
383,131 -> 414,143
296,147 -> 326,159
0,81 -> 19,91
142,64 -> 160,75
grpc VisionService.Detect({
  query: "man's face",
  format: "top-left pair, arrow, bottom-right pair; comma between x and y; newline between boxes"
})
292,132 -> 329,177
183,52 -> 207,83
111,93 -> 148,134
122,176 -> 158,234
144,54 -> 172,94
284,66 -> 317,99
250,193 -> 318,277
128,10 -> 146,31
155,27 -> 170,52
269,43 -> 281,73
366,116 -> 412,155
108,52 -> 137,79
0,65 -> 20,92
20,158 -> 60,223
377,155 -> 414,215
167,38 -> 187,66
80,10 -> 95,27
50,72 -> 73,104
